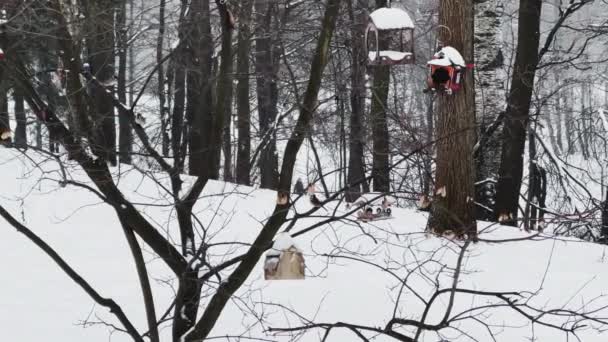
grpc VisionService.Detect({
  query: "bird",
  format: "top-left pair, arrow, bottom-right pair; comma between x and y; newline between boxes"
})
309,194 -> 323,208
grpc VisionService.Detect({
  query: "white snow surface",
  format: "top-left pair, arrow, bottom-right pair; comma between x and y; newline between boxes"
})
1,149 -> 608,341
369,50 -> 412,62
428,46 -> 466,67
268,232 -> 298,256
369,7 -> 414,30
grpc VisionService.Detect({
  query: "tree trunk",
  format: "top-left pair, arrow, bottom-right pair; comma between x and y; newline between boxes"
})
427,0 -> 477,239
117,0 -> 132,164
494,0 -> 542,225
88,0 -> 117,165
216,2 -> 235,182
474,0 -> 504,219
14,88 -> 26,148
187,0 -> 215,179
171,0 -> 188,172
157,0 -> 169,157
236,0 -> 254,186
255,0 -> 279,190
370,0 -> 390,193
602,187 -> 608,241
0,91 -> 8,143
346,0 -> 369,201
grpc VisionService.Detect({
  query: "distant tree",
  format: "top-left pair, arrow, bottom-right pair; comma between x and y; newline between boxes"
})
370,0 -> 391,193
86,0 -> 117,166
255,0 -> 280,190
345,0 -> 369,201
236,0 -> 254,186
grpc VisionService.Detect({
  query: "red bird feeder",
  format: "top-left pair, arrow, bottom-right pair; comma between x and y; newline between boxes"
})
0,48 -> 5,61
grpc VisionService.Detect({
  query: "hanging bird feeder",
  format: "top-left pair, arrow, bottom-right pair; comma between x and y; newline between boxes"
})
0,48 -> 5,61
264,233 -> 305,280
365,6 -> 415,66
425,46 -> 472,95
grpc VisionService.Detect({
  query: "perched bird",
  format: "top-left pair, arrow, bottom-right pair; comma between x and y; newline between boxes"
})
309,194 -> 323,208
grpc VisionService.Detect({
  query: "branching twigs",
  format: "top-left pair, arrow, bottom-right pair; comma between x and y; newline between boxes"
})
2,55 -> 187,276
0,205 -> 144,342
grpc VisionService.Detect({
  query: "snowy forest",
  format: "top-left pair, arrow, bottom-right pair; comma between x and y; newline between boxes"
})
1,0 -> 608,341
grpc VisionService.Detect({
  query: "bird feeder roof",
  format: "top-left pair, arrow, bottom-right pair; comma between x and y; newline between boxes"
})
369,8 -> 414,30
427,46 -> 466,67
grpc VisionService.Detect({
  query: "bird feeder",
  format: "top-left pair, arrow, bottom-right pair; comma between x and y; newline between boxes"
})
365,7 -> 415,66
264,233 -> 305,280
425,46 -> 470,95
0,48 -> 4,61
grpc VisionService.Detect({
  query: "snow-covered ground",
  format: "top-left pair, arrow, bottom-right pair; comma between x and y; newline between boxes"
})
1,148 -> 608,341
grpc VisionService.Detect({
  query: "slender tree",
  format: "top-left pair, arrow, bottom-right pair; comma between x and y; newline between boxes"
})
116,0 -> 132,164
370,0 -> 391,193
216,1 -> 235,182
346,0 -> 369,201
494,0 -> 542,225
236,0 -> 254,185
255,0 -> 280,189
87,0 -> 117,165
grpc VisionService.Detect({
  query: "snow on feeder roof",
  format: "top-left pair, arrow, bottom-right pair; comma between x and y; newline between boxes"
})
427,46 -> 466,68
369,7 -> 414,30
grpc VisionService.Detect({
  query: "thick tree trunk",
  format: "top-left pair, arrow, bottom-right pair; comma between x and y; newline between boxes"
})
88,0 -> 117,165
474,0 -> 504,219
370,0 -> 390,193
346,0 -> 369,201
255,0 -> 279,190
427,0 -> 477,239
494,0 -> 542,225
117,0 -> 132,164
236,0 -> 254,186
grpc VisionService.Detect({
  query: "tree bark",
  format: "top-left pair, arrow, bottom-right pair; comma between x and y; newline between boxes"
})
474,0 -> 504,219
216,2 -> 235,182
494,0 -> 542,225
427,0 -> 477,238
236,0 -> 254,186
117,0 -> 132,164
157,0 -> 169,157
14,88 -> 26,148
171,0 -> 188,172
346,0 -> 369,201
187,0 -> 215,179
370,0 -> 390,193
255,0 -> 279,190
87,0 -> 117,165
